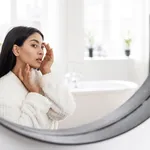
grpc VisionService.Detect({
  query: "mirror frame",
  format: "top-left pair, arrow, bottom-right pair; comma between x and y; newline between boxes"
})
0,74 -> 150,145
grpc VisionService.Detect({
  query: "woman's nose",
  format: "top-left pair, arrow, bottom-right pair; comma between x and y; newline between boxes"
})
38,49 -> 44,56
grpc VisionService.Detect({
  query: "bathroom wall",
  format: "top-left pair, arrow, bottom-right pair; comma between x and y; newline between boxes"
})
80,57 -> 149,86
81,57 -> 135,81
129,0 -> 149,86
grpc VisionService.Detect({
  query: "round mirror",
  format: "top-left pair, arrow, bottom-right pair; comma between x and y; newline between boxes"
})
0,0 -> 150,147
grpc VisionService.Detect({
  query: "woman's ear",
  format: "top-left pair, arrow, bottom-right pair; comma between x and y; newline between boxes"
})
12,45 -> 20,56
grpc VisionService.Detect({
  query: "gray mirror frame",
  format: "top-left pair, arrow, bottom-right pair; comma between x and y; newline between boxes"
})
0,4 -> 150,147
0,74 -> 150,145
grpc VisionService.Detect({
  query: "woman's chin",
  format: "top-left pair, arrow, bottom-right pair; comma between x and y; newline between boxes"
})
30,64 -> 40,69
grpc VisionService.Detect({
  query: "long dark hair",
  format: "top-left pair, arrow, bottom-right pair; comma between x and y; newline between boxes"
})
0,26 -> 44,78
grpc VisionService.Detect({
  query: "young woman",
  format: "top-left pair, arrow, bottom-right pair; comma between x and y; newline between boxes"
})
0,26 -> 76,129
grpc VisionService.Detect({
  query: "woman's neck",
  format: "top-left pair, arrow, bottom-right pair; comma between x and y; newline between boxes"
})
12,61 -> 26,78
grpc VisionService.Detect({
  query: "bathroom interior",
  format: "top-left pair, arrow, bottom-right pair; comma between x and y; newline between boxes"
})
0,0 -> 149,130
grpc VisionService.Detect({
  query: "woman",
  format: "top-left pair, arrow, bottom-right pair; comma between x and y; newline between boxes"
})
0,26 -> 76,129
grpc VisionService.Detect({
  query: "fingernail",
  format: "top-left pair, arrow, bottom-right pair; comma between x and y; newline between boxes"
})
27,64 -> 29,68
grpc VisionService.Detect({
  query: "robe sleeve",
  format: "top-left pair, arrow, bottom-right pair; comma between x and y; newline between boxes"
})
38,71 -> 76,121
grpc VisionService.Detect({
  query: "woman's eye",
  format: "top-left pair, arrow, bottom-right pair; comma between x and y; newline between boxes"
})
31,44 -> 37,48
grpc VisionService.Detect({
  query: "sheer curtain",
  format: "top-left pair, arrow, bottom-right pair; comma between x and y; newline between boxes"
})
0,0 -> 11,43
0,0 -> 58,56
0,0 -> 51,42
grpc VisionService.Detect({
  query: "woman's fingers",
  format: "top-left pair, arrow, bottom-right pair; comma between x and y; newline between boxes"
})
47,44 -> 54,59
19,64 -> 31,82
17,64 -> 40,93
26,64 -> 31,73
24,64 -> 31,80
43,43 -> 54,56
42,43 -> 54,62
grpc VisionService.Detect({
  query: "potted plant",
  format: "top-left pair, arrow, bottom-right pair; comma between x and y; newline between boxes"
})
124,31 -> 132,57
85,31 -> 95,57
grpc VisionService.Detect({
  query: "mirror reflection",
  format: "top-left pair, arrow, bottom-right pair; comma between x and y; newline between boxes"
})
0,0 -> 149,130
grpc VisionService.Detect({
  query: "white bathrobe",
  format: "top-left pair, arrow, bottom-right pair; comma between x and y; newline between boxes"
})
0,69 -> 76,129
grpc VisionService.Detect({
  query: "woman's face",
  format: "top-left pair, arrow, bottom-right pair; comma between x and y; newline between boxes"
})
16,32 -> 44,69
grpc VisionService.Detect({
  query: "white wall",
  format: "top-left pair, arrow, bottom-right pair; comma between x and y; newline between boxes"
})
130,0 -> 149,86
80,57 -> 149,86
81,57 -> 135,82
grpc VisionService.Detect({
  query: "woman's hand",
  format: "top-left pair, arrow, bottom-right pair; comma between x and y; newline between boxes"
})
39,43 -> 54,75
18,64 -> 41,93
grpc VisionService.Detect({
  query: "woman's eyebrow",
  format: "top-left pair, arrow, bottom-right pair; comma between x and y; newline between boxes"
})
30,39 -> 40,44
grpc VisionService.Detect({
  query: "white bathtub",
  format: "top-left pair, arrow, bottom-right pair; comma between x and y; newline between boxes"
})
71,80 -> 138,93
59,80 -> 139,129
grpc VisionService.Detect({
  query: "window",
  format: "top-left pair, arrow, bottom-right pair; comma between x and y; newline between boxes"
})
84,0 -> 133,57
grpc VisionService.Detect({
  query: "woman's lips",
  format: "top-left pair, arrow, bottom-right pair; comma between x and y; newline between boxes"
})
36,59 -> 42,63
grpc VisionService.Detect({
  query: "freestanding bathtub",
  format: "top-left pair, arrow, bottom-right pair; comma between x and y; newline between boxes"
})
59,80 -> 139,129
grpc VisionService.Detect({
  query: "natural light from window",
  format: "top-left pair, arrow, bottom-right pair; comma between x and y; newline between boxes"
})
84,0 -> 133,58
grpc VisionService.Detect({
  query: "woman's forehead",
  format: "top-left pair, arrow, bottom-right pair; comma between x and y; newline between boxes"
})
28,33 -> 43,41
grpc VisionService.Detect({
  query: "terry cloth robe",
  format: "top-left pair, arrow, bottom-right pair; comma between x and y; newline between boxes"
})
0,69 -> 76,129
